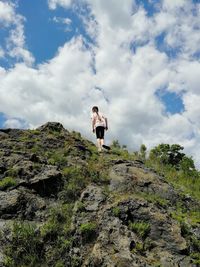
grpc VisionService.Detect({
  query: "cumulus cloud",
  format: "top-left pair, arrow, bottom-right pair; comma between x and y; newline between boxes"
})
0,37 -> 94,130
0,0 -> 200,166
0,0 -> 34,65
3,118 -> 27,129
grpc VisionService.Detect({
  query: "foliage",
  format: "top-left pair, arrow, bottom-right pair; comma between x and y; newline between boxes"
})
55,260 -> 65,267
149,144 -> 185,168
146,143 -> 200,201
138,192 -> 169,207
0,177 -> 17,190
139,144 -> 147,161
80,222 -> 97,242
112,207 -> 121,217
131,242 -> 144,254
41,204 -> 73,241
4,221 -> 42,267
129,221 -> 150,238
111,140 -> 121,149
60,167 -> 87,202
47,150 -> 68,166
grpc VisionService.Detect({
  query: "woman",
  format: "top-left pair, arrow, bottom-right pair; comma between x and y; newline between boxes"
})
91,106 -> 109,152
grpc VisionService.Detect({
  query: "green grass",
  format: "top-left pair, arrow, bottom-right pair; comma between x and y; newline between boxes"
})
145,159 -> 200,201
112,207 -> 121,217
41,204 -> 73,240
129,221 -> 150,238
0,177 -> 17,190
137,191 -> 169,208
4,221 -> 42,267
47,150 -> 68,166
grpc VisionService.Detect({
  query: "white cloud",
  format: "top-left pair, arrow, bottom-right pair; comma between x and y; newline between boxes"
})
3,118 -> 26,129
53,16 -> 72,25
0,1 -> 15,26
52,16 -> 72,31
0,37 -> 94,128
0,0 -> 34,65
48,0 -> 72,10
162,0 -> 188,10
0,0 -> 200,166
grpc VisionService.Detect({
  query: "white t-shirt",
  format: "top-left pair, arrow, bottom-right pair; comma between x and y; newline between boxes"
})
91,112 -> 106,128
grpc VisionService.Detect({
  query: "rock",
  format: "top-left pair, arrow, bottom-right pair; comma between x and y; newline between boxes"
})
37,122 -> 65,132
0,189 -> 46,220
0,123 -> 199,267
23,166 -> 63,197
0,129 -> 25,138
0,190 -> 22,218
80,185 -> 106,211
0,131 -> 8,140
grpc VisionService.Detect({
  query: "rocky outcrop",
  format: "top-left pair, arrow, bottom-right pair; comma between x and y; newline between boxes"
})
0,123 -> 199,267
69,160 -> 198,267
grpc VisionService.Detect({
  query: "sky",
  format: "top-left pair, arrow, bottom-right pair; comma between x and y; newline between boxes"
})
0,0 -> 200,166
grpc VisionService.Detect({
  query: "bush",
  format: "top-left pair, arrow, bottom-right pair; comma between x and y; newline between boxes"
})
146,143 -> 200,201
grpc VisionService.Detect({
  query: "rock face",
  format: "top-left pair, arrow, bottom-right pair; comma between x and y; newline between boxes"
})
70,161 -> 197,267
0,122 -> 199,267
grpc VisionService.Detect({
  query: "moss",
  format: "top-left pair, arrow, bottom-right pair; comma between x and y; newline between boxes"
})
0,177 -> 17,190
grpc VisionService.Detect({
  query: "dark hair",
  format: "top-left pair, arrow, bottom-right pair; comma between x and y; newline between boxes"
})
92,106 -> 99,112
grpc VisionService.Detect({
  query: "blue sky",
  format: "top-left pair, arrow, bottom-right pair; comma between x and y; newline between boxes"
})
0,0 -> 200,165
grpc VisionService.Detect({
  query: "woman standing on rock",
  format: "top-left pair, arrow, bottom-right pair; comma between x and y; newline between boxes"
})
91,106 -> 110,152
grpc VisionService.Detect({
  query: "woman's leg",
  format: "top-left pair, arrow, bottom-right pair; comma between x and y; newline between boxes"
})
97,138 -> 102,151
96,127 -> 105,151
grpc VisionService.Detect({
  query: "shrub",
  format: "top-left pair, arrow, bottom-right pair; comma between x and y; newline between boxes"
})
139,144 -> 147,161
0,177 -> 17,190
146,143 -> 200,201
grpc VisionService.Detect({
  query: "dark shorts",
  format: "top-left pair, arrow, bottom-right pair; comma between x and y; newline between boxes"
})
96,126 -> 105,139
